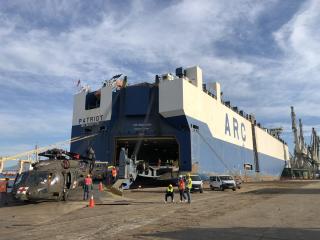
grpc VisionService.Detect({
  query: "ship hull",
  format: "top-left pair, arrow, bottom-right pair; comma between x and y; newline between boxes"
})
71,66 -> 288,182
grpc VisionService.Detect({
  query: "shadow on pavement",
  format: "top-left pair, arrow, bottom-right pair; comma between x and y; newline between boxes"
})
243,188 -> 320,195
0,185 -> 110,208
141,227 -> 320,240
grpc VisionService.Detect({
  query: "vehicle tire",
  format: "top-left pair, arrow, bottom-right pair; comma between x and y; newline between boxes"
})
210,186 -> 214,191
220,186 -> 224,191
232,188 -> 236,191
200,188 -> 204,193
56,194 -> 63,202
63,191 -> 69,201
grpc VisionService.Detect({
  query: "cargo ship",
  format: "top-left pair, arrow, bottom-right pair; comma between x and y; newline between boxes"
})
70,66 -> 289,181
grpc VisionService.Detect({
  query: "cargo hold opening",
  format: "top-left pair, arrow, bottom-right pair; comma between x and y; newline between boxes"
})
115,137 -> 179,173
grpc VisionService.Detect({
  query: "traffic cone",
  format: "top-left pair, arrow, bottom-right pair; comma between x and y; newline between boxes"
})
89,195 -> 95,208
99,182 -> 103,192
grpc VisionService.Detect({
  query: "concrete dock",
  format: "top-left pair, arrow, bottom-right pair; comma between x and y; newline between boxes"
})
1,181 -> 320,240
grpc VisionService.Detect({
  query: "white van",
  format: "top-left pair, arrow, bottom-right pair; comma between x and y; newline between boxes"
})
209,175 -> 236,191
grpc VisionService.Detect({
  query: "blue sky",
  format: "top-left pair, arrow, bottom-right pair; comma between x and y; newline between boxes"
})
0,0 -> 320,159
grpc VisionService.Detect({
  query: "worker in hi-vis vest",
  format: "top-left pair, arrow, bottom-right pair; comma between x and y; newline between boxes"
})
185,173 -> 192,203
178,175 -> 187,202
164,184 -> 174,203
83,174 -> 93,200
111,166 -> 117,184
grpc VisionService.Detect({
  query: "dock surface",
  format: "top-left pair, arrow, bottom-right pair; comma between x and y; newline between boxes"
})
1,181 -> 320,240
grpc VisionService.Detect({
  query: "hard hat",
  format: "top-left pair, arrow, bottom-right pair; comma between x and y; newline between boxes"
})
179,175 -> 183,178
186,173 -> 190,177
169,184 -> 173,187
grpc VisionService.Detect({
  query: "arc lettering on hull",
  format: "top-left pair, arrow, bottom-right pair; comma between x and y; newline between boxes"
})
71,65 -> 289,182
225,113 -> 246,142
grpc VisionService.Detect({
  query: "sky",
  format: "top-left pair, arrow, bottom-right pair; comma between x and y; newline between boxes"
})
0,0 -> 320,162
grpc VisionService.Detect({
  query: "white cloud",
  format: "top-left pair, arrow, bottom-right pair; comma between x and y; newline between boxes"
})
0,108 -> 71,139
0,0 -> 272,88
0,0 -> 320,155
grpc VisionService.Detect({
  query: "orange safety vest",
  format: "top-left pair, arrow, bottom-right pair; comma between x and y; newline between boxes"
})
112,167 -> 117,177
178,179 -> 185,190
0,181 -> 8,193
84,177 -> 92,186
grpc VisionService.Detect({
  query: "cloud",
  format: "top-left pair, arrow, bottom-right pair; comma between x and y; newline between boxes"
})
0,0 -> 319,155
0,108 -> 71,139
0,0 -> 275,88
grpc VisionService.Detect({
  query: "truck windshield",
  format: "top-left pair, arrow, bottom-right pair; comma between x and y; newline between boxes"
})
220,176 -> 233,180
191,175 -> 201,181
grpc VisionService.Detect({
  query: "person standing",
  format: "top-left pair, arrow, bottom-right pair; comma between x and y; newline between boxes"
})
185,173 -> 192,204
111,166 -> 117,184
178,175 -> 186,202
83,174 -> 93,201
164,184 -> 174,203
0,178 -> 9,205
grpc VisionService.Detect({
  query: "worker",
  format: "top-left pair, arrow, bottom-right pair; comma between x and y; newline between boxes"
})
83,174 -> 93,200
111,166 -> 117,184
185,173 -> 192,203
0,178 -> 9,205
164,184 -> 174,203
178,175 -> 186,202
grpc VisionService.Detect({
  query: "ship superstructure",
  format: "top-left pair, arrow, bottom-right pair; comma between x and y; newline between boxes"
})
70,66 -> 289,181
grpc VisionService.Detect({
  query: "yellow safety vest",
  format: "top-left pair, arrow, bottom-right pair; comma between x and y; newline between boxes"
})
167,186 -> 173,193
187,177 -> 192,189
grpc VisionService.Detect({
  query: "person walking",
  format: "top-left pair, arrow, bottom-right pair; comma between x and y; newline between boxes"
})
185,173 -> 192,203
164,184 -> 174,203
178,175 -> 186,202
83,174 -> 93,201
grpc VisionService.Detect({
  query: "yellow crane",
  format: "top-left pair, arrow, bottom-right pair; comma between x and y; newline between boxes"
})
0,133 -> 97,174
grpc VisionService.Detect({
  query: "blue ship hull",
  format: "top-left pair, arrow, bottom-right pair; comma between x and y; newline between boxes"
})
71,83 -> 286,180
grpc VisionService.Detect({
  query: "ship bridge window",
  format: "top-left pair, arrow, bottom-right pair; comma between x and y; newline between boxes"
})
85,91 -> 101,110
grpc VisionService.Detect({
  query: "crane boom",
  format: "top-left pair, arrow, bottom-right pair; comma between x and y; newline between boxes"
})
0,133 -> 98,173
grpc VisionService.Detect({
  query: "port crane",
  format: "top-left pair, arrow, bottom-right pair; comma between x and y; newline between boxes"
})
290,106 -> 319,178
0,134 -> 97,174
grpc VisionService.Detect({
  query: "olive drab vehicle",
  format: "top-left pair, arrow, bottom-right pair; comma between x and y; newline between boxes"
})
12,148 -> 95,201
